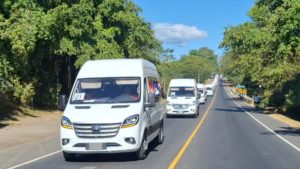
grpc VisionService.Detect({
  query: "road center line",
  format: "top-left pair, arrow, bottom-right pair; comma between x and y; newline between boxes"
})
168,86 -> 218,169
225,87 -> 300,152
7,150 -> 62,169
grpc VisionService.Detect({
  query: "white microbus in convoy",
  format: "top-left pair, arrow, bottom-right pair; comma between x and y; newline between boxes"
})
166,79 -> 200,118
197,83 -> 206,104
60,59 -> 165,161
205,84 -> 214,96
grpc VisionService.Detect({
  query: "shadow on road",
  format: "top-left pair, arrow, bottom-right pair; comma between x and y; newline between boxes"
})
215,107 -> 244,113
224,97 -> 246,102
74,153 -> 135,162
274,127 -> 300,136
261,127 -> 300,137
166,115 -> 198,119
214,107 -> 254,114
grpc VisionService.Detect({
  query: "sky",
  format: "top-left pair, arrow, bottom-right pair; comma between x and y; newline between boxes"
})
133,0 -> 256,59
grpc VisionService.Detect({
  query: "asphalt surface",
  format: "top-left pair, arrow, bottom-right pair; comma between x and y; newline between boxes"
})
177,83 -> 300,169
6,81 -> 300,169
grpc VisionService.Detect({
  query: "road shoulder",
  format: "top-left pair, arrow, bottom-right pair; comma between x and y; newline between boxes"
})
0,112 -> 61,150
225,83 -> 300,129
0,112 -> 61,169
223,83 -> 300,152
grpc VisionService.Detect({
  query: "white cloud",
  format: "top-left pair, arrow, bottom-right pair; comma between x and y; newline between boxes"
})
152,23 -> 208,46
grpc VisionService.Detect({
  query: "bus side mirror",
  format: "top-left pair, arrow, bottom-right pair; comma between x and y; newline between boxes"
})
59,94 -> 68,111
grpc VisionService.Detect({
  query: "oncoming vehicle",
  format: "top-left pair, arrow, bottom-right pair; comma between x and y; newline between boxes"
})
166,79 -> 200,118
60,59 -> 165,161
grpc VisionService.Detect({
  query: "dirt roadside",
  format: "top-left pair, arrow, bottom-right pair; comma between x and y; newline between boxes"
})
0,112 -> 62,151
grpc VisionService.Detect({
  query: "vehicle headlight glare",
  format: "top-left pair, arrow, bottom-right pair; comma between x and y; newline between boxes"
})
61,116 -> 73,129
122,114 -> 139,128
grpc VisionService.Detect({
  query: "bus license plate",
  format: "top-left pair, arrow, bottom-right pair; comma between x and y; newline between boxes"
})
87,143 -> 106,150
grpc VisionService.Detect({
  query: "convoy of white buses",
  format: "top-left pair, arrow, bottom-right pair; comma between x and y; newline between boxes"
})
60,58 -> 218,161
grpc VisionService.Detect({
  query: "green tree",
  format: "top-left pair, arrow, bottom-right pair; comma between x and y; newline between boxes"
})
180,48 -> 218,82
220,0 -> 300,112
158,47 -> 218,95
0,0 -> 162,108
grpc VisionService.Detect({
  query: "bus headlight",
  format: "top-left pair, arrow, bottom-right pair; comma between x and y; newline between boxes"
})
122,114 -> 139,128
61,116 -> 73,129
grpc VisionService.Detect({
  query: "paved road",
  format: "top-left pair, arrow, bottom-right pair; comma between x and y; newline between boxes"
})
6,81 -> 300,169
177,83 -> 300,169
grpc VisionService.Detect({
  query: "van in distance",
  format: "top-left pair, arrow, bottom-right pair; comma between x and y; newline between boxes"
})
166,79 -> 200,118
205,84 -> 214,96
197,83 -> 206,104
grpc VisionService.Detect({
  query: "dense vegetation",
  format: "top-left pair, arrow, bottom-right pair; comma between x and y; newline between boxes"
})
0,0 -> 218,113
220,0 -> 300,116
0,0 -> 162,108
158,47 -> 218,91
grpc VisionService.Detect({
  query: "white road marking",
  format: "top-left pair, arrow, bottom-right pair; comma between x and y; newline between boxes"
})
225,87 -> 300,152
7,150 -> 62,169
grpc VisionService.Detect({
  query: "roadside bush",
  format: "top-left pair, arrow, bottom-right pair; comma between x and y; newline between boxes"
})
0,57 -> 13,92
282,74 -> 300,116
0,57 -> 35,106
34,83 -> 62,108
10,77 -> 35,106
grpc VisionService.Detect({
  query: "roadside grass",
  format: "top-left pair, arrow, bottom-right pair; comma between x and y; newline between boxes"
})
269,113 -> 300,129
0,94 -> 58,128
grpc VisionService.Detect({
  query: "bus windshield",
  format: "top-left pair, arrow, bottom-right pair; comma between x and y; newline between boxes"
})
168,87 -> 195,97
70,77 -> 141,104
